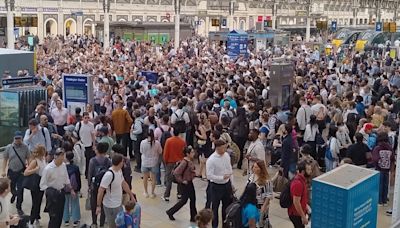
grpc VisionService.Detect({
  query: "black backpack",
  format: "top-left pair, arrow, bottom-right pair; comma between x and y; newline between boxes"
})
223,200 -> 242,228
91,158 -> 112,190
160,127 -> 172,148
280,178 -> 304,208
173,112 -> 187,134
138,120 -> 149,141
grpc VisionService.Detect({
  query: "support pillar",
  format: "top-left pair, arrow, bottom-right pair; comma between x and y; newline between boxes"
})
6,10 -> 14,49
174,0 -> 180,51
306,16 -> 311,42
77,15 -> 83,35
272,3 -> 277,30
58,13 -> 63,36
37,9 -> 44,42
104,12 -> 110,50
91,23 -> 96,37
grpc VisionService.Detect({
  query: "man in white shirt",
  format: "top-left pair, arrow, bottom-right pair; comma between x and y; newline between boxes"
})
296,97 -> 312,132
75,112 -> 95,178
96,154 -> 136,228
206,140 -> 234,228
40,148 -> 75,228
51,99 -> 69,136
245,129 -> 266,175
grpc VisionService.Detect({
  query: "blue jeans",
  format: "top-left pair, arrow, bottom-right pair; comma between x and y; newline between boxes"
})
63,193 -> 81,223
156,162 -> 162,185
379,171 -> 389,204
325,158 -> 337,172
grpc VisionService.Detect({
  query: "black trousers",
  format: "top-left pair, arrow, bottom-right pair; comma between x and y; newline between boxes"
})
46,189 -> 65,228
90,188 -> 105,226
84,146 -> 95,178
133,139 -> 142,170
205,181 -> 212,209
233,136 -> 247,169
7,169 -> 24,210
167,182 -> 197,220
289,215 -> 305,228
211,181 -> 233,228
127,136 -> 133,159
30,190 -> 44,223
116,133 -> 129,157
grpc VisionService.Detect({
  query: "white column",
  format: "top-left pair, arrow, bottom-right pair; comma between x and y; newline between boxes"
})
77,16 -> 83,35
58,13 -> 63,36
272,3 -> 277,30
104,13 -> 110,50
306,16 -> 311,42
174,0 -> 180,51
174,13 -> 180,51
205,16 -> 210,37
37,9 -> 44,42
92,23 -> 96,37
6,10 -> 14,49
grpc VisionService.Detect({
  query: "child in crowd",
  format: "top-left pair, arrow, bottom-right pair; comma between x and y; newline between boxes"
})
115,200 -> 141,228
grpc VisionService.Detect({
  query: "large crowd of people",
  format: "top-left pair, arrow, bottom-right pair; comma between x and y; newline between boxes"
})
0,31 -> 398,228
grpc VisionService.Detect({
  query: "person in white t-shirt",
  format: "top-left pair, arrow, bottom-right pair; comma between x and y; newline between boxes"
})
75,112 -> 95,178
0,178 -> 20,227
96,154 -> 136,228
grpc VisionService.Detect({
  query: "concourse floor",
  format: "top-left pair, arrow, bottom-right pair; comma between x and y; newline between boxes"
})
2,160 -> 392,228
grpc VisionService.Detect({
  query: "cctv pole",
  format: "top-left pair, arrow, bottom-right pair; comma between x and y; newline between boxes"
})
103,0 -> 110,51
174,0 -> 181,51
6,0 -> 15,49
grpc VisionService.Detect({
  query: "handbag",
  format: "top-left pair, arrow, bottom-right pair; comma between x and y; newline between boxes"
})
22,173 -> 41,191
197,139 -> 206,146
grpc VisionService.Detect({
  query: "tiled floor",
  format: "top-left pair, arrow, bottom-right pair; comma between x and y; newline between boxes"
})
3,160 -> 393,228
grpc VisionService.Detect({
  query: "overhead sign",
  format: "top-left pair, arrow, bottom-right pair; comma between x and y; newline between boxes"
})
227,30 -> 248,59
141,71 -> 159,84
62,74 -> 93,114
376,22 -> 382,32
331,21 -> 337,32
390,22 -> 397,33
222,18 -> 227,27
1,77 -> 34,86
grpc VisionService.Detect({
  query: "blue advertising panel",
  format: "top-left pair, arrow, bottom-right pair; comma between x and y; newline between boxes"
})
376,22 -> 382,32
227,30 -> 248,59
0,91 -> 19,127
62,74 -> 93,114
141,71 -> 159,84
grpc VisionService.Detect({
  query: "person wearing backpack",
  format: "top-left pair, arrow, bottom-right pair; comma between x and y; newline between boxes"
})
325,125 -> 340,172
286,160 -> 311,228
229,107 -> 249,169
88,142 -> 111,227
75,112 -> 95,178
166,146 -> 197,222
154,115 -> 173,186
115,200 -> 141,228
63,152 -> 82,227
170,102 -> 190,140
240,183 -> 259,228
130,110 -> 145,173
96,154 -> 136,228
111,144 -> 133,205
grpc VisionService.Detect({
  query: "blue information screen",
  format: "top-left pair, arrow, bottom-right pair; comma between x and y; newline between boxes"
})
63,75 -> 88,107
227,32 -> 248,59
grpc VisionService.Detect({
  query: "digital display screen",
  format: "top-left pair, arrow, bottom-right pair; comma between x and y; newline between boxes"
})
65,85 -> 87,100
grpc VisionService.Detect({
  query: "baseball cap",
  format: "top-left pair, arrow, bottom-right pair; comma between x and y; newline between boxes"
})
54,148 -> 65,156
14,131 -> 23,139
64,125 -> 75,132
364,123 -> 374,131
